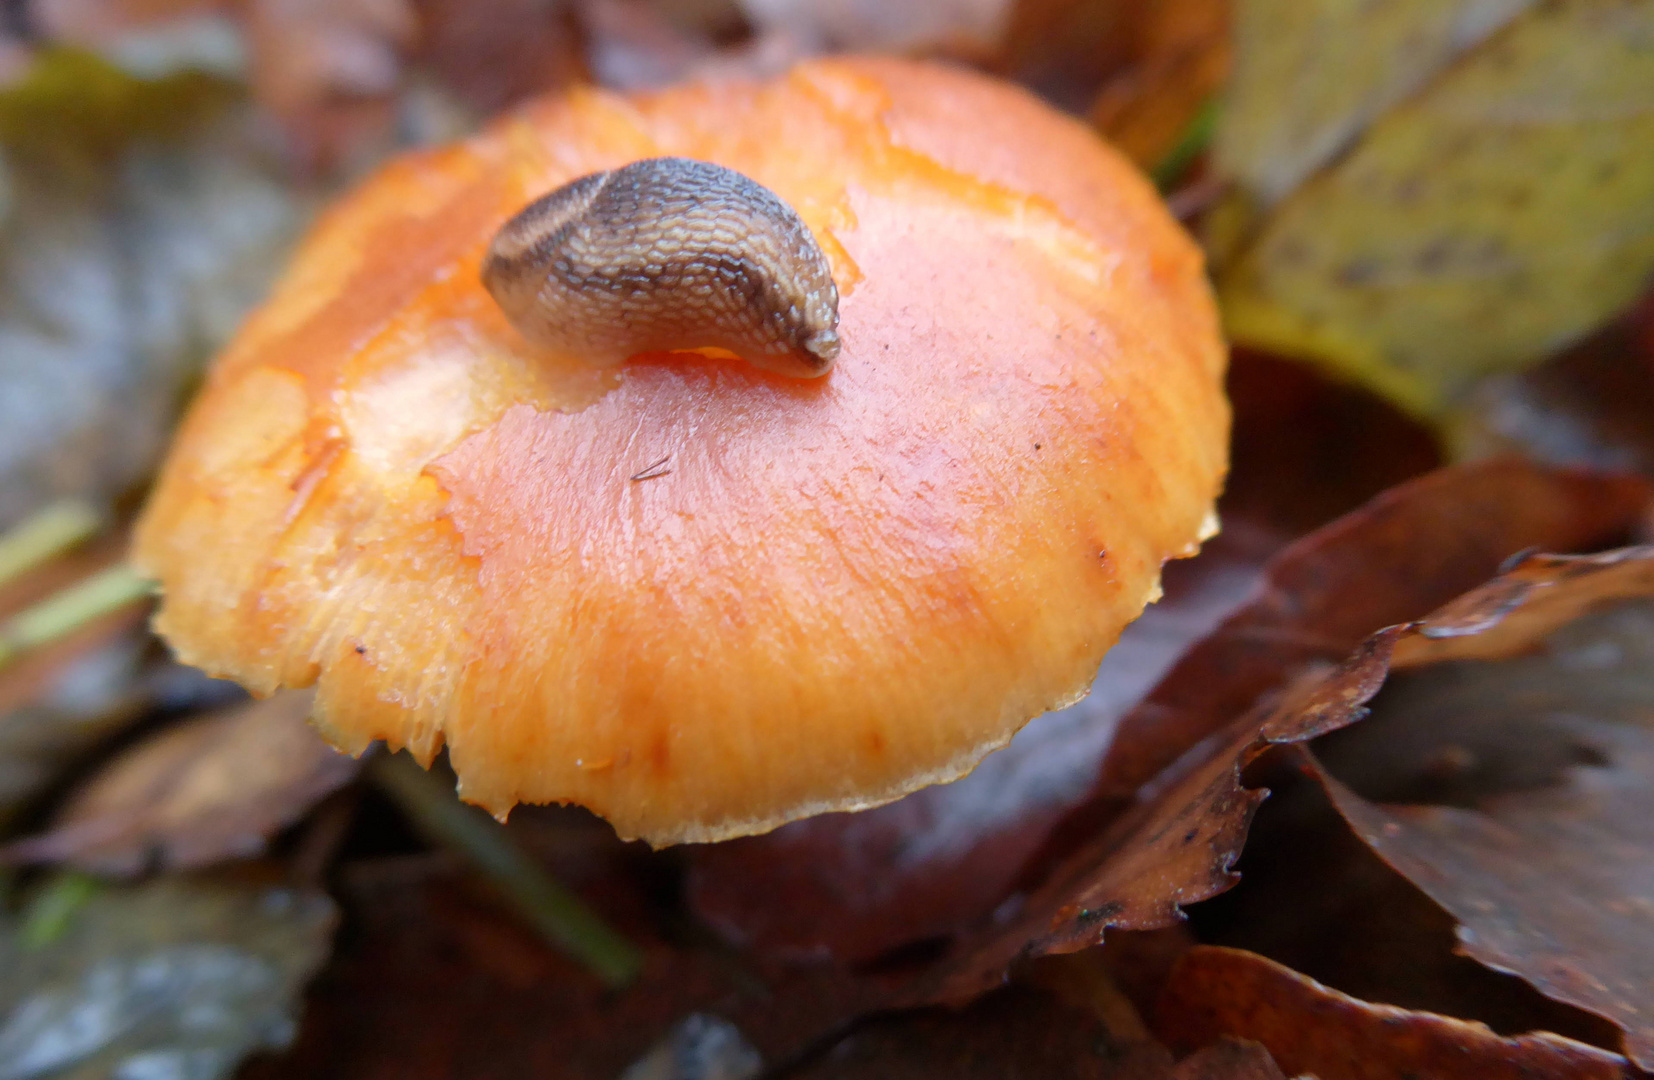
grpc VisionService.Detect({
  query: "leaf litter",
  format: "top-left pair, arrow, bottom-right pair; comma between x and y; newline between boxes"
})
1212,0 -> 1654,414
0,54 -> 305,530
0,872 -> 336,1080
1,1 -> 1654,1075
1311,546 -> 1654,1068
1185,757 -> 1625,1048
1,690 -> 359,876
915,486 -> 1653,1008
1157,945 -> 1630,1080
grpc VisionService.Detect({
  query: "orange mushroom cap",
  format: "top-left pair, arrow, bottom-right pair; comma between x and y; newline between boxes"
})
133,58 -> 1229,845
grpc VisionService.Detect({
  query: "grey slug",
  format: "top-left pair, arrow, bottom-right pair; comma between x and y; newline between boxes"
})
481,157 -> 841,379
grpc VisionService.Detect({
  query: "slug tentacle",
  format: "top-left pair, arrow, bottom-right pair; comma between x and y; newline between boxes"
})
482,157 -> 841,379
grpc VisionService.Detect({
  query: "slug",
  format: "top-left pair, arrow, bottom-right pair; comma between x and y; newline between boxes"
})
482,157 -> 842,379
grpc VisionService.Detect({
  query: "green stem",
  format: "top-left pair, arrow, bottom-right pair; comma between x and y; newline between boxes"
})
1152,97 -> 1220,192
0,564 -> 155,670
368,752 -> 644,989
19,871 -> 102,950
0,500 -> 101,589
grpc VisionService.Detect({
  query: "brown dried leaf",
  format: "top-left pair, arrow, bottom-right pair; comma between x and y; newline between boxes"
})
1310,546 -> 1654,1069
924,628 -> 1404,1003
926,528 -> 1654,1005
247,0 -> 414,106
0,622 -> 149,826
1193,761 -> 1623,1046
1097,460 -> 1651,803
996,0 -> 1145,114
1157,946 -> 1631,1080
992,0 -> 1228,174
1222,350 -> 1444,538
2,689 -> 359,874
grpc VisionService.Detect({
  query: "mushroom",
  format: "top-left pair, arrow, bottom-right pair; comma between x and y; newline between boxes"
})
133,58 -> 1229,845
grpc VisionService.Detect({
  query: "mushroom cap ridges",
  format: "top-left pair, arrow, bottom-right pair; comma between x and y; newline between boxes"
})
133,57 -> 1228,845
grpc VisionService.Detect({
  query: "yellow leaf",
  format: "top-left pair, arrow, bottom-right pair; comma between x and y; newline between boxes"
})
1213,0 -> 1654,415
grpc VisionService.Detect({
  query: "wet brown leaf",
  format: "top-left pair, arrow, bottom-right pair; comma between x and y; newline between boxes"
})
248,865 -> 737,1078
1167,1040 -> 1285,1080
993,0 -> 1228,176
1097,460 -> 1651,804
1191,761 -> 1624,1047
1157,946 -> 1631,1080
924,628 -> 1404,1003
1310,546 -> 1654,1068
996,0 -> 1149,114
792,981 -> 1284,1080
926,530 -> 1654,1005
0,623 -> 149,828
1222,350 -> 1444,538
2,690 -> 359,875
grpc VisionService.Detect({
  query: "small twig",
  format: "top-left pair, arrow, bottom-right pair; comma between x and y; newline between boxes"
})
630,455 -> 672,482
367,752 -> 644,989
0,500 -> 101,590
0,564 -> 155,671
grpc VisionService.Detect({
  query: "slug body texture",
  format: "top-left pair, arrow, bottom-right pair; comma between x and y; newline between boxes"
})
482,156 -> 842,378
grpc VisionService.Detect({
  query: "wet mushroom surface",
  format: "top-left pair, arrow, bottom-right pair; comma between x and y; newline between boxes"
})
132,58 -> 1229,845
